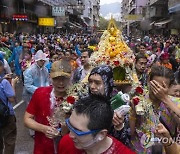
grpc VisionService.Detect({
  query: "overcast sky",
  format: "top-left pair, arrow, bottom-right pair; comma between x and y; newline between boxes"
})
100,0 -> 122,5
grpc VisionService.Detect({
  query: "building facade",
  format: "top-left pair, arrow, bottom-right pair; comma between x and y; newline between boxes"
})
0,0 -> 93,33
168,0 -> 180,35
121,0 -> 149,36
82,0 -> 100,30
39,0 -> 85,32
0,0 -> 38,33
121,0 -> 180,36
37,0 -> 100,32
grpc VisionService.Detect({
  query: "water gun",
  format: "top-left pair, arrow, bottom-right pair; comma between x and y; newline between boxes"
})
111,91 -> 130,115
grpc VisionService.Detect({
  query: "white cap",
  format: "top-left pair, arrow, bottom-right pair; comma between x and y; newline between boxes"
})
34,50 -> 48,62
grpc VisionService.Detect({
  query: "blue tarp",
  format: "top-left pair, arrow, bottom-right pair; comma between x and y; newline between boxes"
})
169,3 -> 180,13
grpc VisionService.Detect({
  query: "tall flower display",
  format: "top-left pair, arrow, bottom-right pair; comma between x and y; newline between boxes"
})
90,17 -> 137,85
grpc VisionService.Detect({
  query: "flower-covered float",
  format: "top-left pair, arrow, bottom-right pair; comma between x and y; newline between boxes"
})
90,17 -> 137,85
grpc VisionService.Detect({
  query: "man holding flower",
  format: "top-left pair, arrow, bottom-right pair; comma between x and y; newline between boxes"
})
24,59 -> 74,154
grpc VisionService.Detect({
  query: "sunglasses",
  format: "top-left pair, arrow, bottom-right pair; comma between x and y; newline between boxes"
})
65,118 -> 100,136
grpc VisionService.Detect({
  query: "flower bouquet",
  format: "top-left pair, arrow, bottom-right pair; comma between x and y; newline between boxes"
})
130,85 -> 149,116
47,83 -> 88,127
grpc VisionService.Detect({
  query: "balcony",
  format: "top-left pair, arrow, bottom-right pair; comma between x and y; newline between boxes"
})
38,0 -> 59,6
66,0 -> 85,15
129,5 -> 136,14
128,0 -> 136,14
148,6 -> 167,18
93,4 -> 100,10
129,0 -> 135,5
149,0 -> 167,6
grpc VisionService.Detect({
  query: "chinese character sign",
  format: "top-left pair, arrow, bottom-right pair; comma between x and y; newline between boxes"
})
38,18 -> 55,26
52,7 -> 65,16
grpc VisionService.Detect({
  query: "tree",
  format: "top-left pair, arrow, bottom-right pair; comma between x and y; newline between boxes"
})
99,16 -> 108,30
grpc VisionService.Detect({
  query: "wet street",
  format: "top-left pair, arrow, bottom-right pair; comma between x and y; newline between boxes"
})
14,81 -> 33,154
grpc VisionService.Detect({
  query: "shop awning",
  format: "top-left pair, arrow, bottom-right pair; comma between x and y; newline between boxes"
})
154,19 -> 172,26
169,3 -> 180,13
150,21 -> 155,26
81,17 -> 89,26
74,22 -> 81,26
68,21 -> 81,28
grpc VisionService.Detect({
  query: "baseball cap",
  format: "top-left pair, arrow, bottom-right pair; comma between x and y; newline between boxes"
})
50,60 -> 71,79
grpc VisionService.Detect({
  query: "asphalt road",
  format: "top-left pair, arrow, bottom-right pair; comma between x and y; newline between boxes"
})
13,81 -> 33,154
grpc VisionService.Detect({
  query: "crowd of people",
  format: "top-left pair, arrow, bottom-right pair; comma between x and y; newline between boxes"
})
0,31 -> 180,154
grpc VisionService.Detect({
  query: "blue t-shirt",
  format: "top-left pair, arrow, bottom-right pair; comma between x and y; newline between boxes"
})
0,78 -> 15,115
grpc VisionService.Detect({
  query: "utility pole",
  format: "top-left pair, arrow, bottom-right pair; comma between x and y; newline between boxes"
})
127,21 -> 130,36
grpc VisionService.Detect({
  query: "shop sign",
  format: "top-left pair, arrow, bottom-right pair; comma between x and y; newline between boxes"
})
124,15 -> 143,21
12,14 -> 28,21
52,7 -> 65,16
38,18 -> 55,26
171,29 -> 178,35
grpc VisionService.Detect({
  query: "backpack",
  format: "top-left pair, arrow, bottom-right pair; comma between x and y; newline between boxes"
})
0,78 -> 10,128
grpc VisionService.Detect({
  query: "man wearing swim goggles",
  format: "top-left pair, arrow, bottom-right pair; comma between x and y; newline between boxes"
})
58,95 -> 135,154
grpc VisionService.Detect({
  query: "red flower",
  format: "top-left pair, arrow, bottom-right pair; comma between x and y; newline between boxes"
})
132,97 -> 140,106
113,61 -> 119,66
66,96 -> 75,104
135,86 -> 143,95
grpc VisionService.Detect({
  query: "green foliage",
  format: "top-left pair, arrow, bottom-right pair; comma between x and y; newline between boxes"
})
99,16 -> 122,30
113,67 -> 126,81
99,16 -> 108,30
